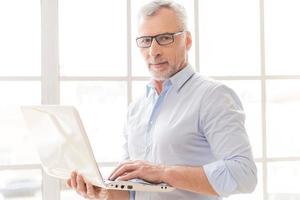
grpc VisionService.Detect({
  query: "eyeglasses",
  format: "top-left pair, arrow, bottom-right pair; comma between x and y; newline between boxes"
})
136,31 -> 184,48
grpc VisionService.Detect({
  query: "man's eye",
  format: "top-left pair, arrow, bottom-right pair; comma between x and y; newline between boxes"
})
141,38 -> 151,43
158,35 -> 172,41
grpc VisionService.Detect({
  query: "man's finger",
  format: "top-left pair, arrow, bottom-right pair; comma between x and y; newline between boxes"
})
108,160 -> 134,180
76,174 -> 87,195
66,179 -> 71,188
116,170 -> 139,181
70,172 -> 77,188
109,163 -> 138,181
86,181 -> 96,198
108,160 -> 136,180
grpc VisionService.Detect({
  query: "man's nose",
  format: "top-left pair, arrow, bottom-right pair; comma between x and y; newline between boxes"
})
149,39 -> 162,57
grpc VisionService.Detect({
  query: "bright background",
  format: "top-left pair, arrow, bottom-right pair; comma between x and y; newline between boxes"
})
0,0 -> 299,199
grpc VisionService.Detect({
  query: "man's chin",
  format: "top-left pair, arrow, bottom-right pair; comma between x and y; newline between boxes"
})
149,70 -> 170,81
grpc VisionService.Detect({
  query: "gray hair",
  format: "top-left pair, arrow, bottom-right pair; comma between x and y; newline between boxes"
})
137,0 -> 188,30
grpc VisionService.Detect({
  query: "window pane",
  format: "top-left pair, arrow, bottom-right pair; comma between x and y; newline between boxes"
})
60,81 -> 127,162
0,169 -> 42,199
266,80 -> 300,157
268,162 -> 300,200
131,0 -> 195,76
0,82 -> 40,165
265,0 -> 300,75
198,0 -> 260,76
222,80 -> 262,158
59,0 -> 127,76
225,163 -> 263,200
0,0 -> 41,76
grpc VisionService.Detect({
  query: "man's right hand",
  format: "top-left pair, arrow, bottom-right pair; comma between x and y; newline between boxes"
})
67,171 -> 103,199
66,171 -> 130,200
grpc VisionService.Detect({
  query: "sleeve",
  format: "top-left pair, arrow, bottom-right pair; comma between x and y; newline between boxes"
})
129,191 -> 136,200
120,107 -> 131,162
123,105 -> 136,199
200,84 -> 257,197
120,124 -> 129,162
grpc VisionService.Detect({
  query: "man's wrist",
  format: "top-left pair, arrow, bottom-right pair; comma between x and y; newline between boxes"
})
160,165 -> 173,185
108,190 -> 130,200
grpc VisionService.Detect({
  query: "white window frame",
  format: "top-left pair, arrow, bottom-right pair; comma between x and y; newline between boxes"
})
1,0 -> 300,199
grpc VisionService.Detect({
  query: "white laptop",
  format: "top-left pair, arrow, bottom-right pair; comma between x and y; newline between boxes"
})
21,105 -> 174,192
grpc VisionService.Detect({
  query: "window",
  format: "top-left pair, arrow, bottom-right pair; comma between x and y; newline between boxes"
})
0,169 -> 42,200
0,0 -> 42,199
0,0 -> 299,199
59,0 -> 127,76
266,80 -> 300,158
0,0 -> 41,76
60,81 -> 127,162
198,0 -> 261,76
265,0 -> 300,75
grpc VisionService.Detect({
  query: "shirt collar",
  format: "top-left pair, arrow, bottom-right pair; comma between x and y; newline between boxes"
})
169,64 -> 195,92
146,64 -> 195,97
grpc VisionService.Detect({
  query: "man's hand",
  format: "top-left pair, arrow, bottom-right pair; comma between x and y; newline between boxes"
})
109,161 -> 218,196
67,171 -> 130,200
66,171 -> 103,199
108,160 -> 167,184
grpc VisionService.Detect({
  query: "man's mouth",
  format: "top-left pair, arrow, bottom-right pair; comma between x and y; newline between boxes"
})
150,61 -> 168,69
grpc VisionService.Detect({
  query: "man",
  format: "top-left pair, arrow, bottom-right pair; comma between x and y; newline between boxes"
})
67,0 -> 257,199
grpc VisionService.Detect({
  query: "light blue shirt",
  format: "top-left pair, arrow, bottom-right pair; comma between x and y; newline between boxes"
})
122,65 -> 257,200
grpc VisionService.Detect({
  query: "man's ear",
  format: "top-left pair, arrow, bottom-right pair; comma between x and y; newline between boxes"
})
185,31 -> 192,51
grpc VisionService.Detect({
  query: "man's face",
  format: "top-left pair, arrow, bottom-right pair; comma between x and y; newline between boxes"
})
138,8 -> 192,80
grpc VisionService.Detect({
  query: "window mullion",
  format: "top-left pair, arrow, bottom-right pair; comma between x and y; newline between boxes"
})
127,0 -> 132,105
194,0 -> 200,73
41,0 -> 60,199
259,0 -> 267,199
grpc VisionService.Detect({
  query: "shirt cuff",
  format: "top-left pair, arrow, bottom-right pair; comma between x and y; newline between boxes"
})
129,191 -> 135,200
203,160 -> 238,197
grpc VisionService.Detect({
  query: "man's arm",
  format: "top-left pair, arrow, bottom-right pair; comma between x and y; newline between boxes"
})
108,160 -> 218,196
199,85 -> 257,196
163,165 -> 218,196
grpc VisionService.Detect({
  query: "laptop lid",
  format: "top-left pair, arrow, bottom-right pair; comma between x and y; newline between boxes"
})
21,105 -> 106,187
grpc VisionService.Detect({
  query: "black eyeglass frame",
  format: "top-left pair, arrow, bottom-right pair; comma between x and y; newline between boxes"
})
136,30 -> 184,48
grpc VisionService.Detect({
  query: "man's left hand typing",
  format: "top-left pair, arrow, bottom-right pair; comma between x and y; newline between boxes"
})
108,160 -> 166,184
